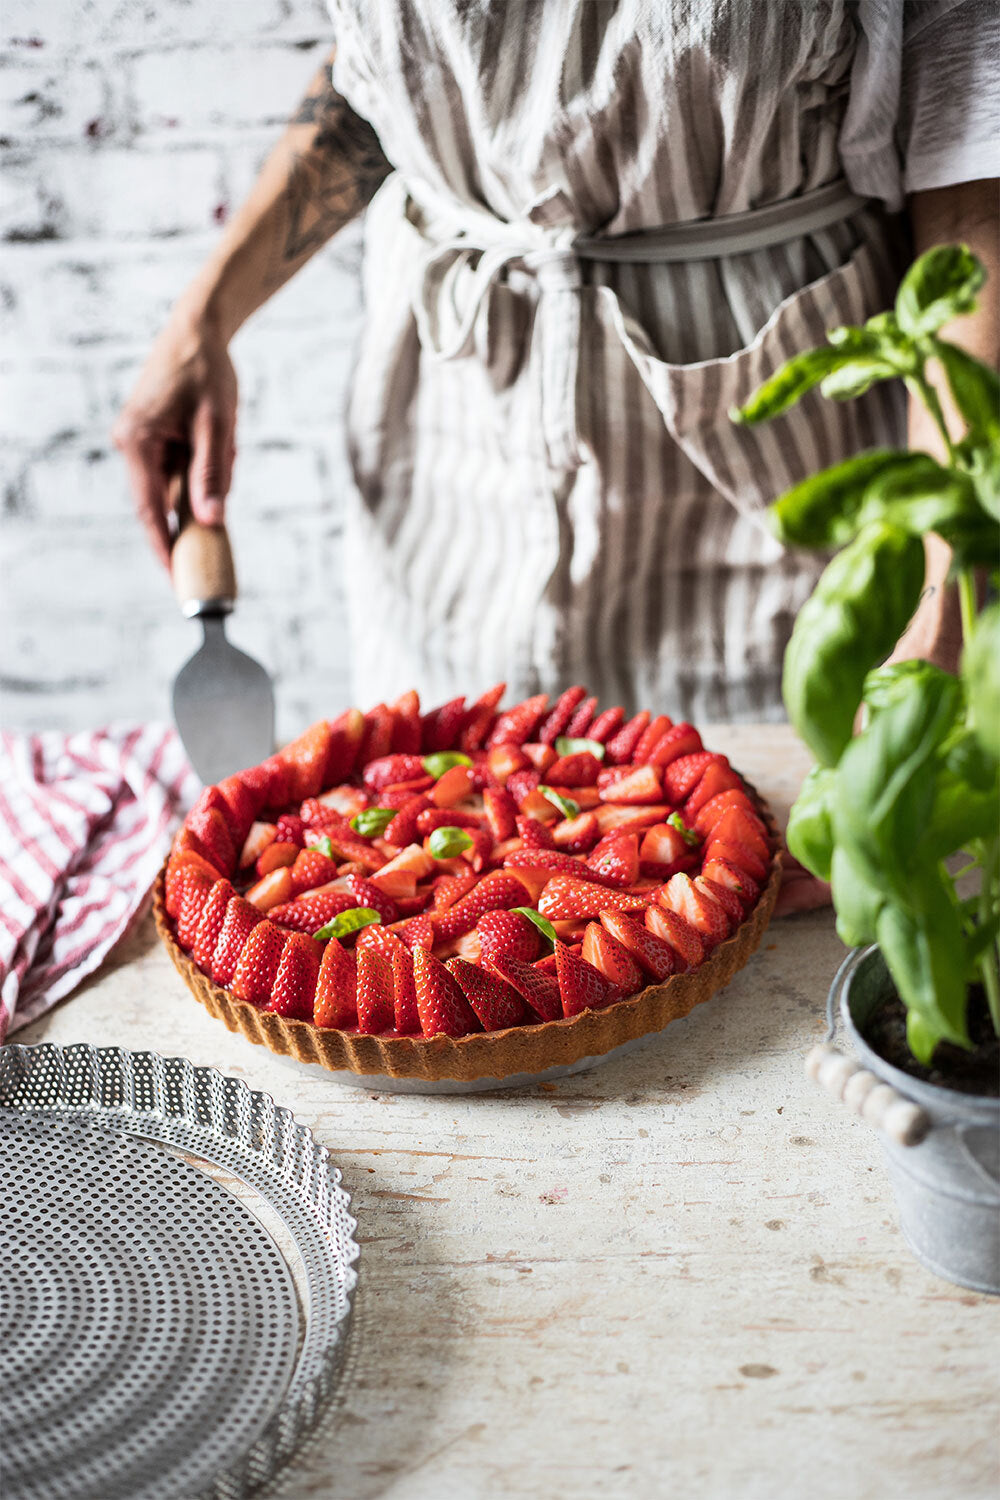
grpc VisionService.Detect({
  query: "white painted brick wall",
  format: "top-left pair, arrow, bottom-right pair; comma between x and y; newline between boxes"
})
0,0 -> 366,743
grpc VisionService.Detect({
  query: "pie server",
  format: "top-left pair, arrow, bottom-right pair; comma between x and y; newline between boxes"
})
169,475 -> 275,784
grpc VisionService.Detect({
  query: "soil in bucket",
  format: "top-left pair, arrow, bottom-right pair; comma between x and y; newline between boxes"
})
864,984 -> 999,1099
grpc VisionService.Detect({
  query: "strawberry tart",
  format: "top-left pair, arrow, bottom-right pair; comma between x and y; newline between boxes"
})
153,686 -> 782,1083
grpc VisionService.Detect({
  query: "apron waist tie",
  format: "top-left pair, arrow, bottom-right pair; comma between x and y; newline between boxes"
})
409,177 -> 869,471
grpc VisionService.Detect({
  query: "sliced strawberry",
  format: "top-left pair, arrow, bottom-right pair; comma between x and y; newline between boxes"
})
586,705 -> 623,743
647,722 -> 703,769
516,815 -> 555,850
703,836 -> 769,883
659,873 -> 729,948
363,753 -> 426,792
598,910 -> 677,981
185,805 -> 235,874
593,803 -> 670,835
483,786 -> 518,842
314,784 -> 369,820
447,957 -> 528,1030
238,753 -> 292,814
476,909 -> 540,966
487,694 -> 549,747
267,932 -> 321,1019
383,793 -> 432,847
633,715 -> 673,763
537,875 -> 647,921
538,686 -> 588,745
210,895 -> 263,985
273,813 -> 306,847
695,875 -> 744,931
359,703 -> 395,766
586,831 -> 640,888
638,822 -> 700,876
313,938 -> 358,1028
432,870 -> 531,940
429,764 -> 475,808
518,788 -> 561,823
376,843 -> 436,881
324,708 -> 365,784
239,821 -> 278,869
268,890 -> 359,935
356,947 -> 395,1033
175,867 -> 217,950
683,762 -> 743,820
504,768 -> 542,808
323,830 -> 386,872
565,695 -> 599,737
341,873 -> 399,925
582,922 -> 644,995
551,811 -> 601,853
256,841 -> 300,878
486,743 -> 530,786
701,857 -> 762,910
644,903 -> 704,969
596,764 -> 663,805
165,850 -> 220,918
188,785 -> 237,843
390,691 -> 422,754
692,788 -> 758,837
432,866 -> 480,910
707,805 -> 770,861
421,695 -> 467,752
231,920 -> 288,1007
545,751 -> 602,786
191,879 -> 235,972
289,847 -> 340,895
393,912 -> 436,950
246,866 -> 294,912
413,947 -> 480,1036
555,940 -> 621,1016
487,954 -> 562,1021
283,721 -> 333,802
604,711 -> 650,764
521,741 -> 557,773
459,682 -> 506,752
662,752 -> 717,804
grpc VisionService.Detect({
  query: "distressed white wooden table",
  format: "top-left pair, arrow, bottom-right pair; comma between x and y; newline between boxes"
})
18,726 -> 1000,1500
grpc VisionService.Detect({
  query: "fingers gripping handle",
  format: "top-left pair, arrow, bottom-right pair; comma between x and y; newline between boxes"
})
169,473 -> 237,618
805,1043 -> 931,1147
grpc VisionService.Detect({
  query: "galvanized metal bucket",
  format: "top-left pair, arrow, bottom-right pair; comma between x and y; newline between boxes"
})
834,946 -> 1000,1296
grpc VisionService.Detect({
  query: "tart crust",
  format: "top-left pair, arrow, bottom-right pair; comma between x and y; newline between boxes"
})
153,799 -> 783,1084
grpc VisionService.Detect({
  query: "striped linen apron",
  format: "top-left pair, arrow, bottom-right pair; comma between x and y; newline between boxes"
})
329,0 -> 906,722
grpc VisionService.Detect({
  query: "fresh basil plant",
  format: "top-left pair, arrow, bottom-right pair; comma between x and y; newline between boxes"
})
732,245 -> 999,1063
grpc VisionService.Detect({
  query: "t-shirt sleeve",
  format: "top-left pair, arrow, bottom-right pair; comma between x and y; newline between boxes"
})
840,0 -> 999,210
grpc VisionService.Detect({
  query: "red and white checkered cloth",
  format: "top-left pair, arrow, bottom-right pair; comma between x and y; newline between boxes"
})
0,724 -> 200,1041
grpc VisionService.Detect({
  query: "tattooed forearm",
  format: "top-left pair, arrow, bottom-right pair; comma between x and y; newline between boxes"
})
276,67 -> 391,272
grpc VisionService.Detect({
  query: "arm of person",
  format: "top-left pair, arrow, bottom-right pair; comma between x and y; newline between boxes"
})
889,177 -> 999,672
114,52 -> 391,563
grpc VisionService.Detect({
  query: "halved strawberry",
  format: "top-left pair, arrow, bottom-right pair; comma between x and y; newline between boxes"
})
363,753 -> 426,791
390,690 -> 422,754
175,866 -> 217,949
566,695 -> 600,737
268,890 -> 359,935
692,788 -> 758,837
586,832 -> 640,888
581,923 -> 644,995
383,794 -> 432,847
488,693 -> 549,747
421,695 -> 467,753
246,866 -> 294,911
644,903 -> 704,969
516,815 -> 555,850
432,866 -> 479,910
447,957 -> 528,1030
707,805 -> 770,861
598,910 -> 677,981
662,752 -> 717,804
487,743 -> 530,786
459,682 -> 506,752
546,751 -> 602,786
592,803 -> 670,835
587,705 -> 624,743
487,954 -> 562,1021
413,947 -> 480,1036
185,805 -> 235,874
210,895 -> 264,985
165,850 -> 220,918
255,842 -> 299,880
633,715 -> 673,763
647,723 -> 703,769
538,686 -> 588,745
289,847 -> 340,896
683,762 -> 743,820
537,875 -> 647,921
211,777 -> 258,847
231,920 -> 288,1007
638,822 -> 699,877
432,871 -> 531,940
476,909 -> 540,965
604,711 -> 650,764
555,940 -> 621,1017
323,830 -> 386,872
356,947 -> 395,1033
504,848 -> 605,883
521,742 -> 557,773
239,821 -> 278,869
695,875 -> 744,931
417,808 -> 481,837
658,874 -> 728,949
702,837 -> 769,883
359,703 -> 395,766
701,857 -> 762,910
314,783 -> 369,820
393,912 -> 436,950
324,708 -> 365,784
505,768 -> 543,808
596,765 -> 663,804
239,753 -> 292,813
429,764 -> 475,807
483,786 -> 518,842
274,814 -> 307,847
341,873 -> 399,925
191,878 -> 235,971
376,843 -> 436,881
313,937 -> 358,1028
551,811 -> 601,853
283,721 -> 333,802
268,932 -> 321,1019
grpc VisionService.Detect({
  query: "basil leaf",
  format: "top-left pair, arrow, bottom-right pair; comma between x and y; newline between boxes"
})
786,765 -> 836,883
538,786 -> 580,819
554,737 -> 606,761
422,751 -> 472,779
310,834 -> 334,858
856,452 -> 981,540
667,812 -> 700,848
877,883 -> 969,1057
969,445 -> 1000,522
315,907 -> 382,941
920,727 -> 1000,858
428,825 -> 474,859
819,357 -> 896,401
782,522 -> 925,765
830,845 -> 884,949
769,450 -> 910,549
932,339 -> 1000,441
350,808 -> 396,838
895,244 -> 985,338
512,907 -> 558,948
730,346 -> 856,425
963,601 -> 1000,760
